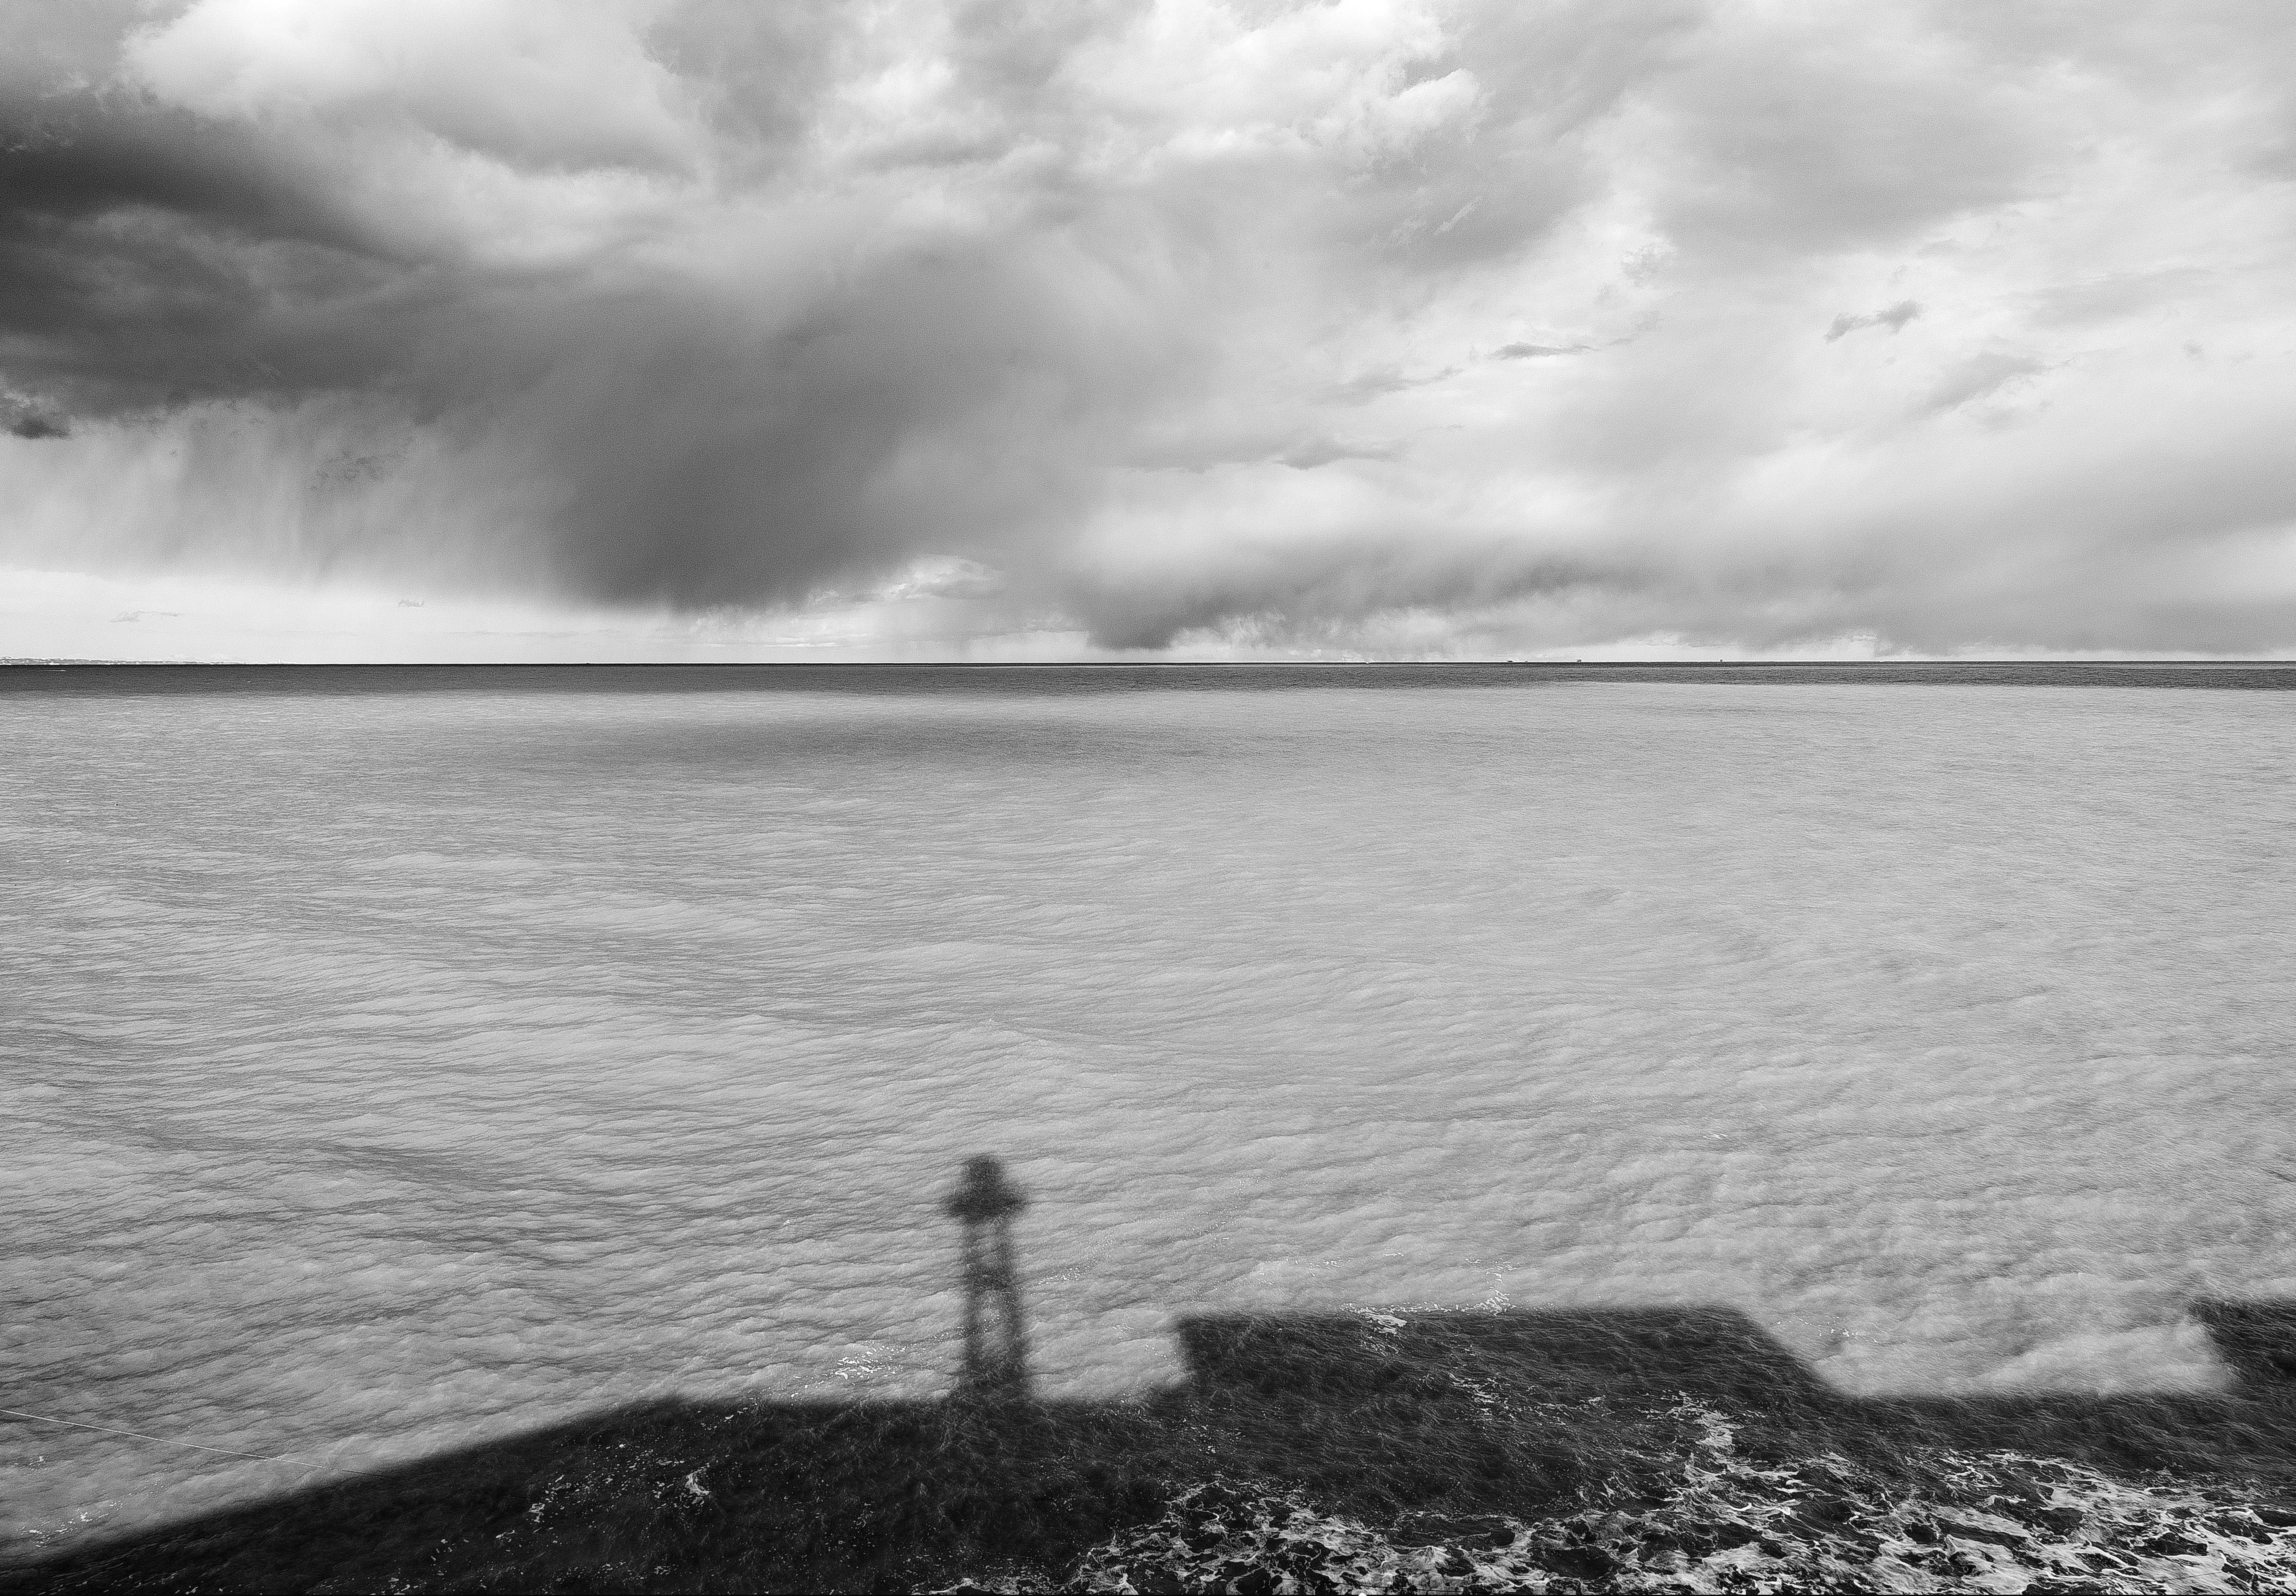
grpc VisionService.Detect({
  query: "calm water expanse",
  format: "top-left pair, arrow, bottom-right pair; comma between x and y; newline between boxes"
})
4,664 -> 2293,1558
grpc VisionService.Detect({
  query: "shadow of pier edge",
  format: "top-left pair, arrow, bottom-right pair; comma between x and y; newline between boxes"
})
14,1163 -> 2296,1594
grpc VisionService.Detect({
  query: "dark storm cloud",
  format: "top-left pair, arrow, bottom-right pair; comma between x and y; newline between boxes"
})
4,0 -> 1630,616
0,3 -> 1204,607
7,409 -> 69,439
1,99 -> 334,238
0,93 -> 413,415
3,0 -> 2295,655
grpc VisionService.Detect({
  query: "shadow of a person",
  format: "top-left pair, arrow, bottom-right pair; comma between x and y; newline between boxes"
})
944,1155 -> 1030,1401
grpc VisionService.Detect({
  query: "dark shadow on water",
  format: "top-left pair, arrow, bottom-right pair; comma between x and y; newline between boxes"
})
945,1157 -> 1030,1403
2195,1300 -> 2296,1386
9,1399 -> 1178,1596
14,1173 -> 2296,1592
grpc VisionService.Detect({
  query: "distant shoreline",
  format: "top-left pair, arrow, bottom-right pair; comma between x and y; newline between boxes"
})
5,659 -> 2295,693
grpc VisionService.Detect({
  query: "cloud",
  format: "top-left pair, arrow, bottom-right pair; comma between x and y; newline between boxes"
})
1826,301 -> 1923,343
123,0 -> 700,174
3,0 -> 2296,658
3,388 -> 70,438
1920,350 -> 2049,415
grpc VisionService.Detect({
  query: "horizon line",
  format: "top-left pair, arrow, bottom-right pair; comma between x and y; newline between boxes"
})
9,658 -> 2296,670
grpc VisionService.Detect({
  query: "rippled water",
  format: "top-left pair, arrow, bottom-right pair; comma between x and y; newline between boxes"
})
4,665 -> 2292,1558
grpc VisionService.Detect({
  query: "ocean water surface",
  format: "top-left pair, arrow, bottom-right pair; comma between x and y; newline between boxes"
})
4,664 -> 2293,1558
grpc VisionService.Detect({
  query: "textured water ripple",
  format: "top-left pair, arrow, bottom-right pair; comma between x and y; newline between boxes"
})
6,676 -> 2295,1554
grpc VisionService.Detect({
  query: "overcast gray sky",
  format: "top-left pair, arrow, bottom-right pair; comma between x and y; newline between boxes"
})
4,0 -> 2294,660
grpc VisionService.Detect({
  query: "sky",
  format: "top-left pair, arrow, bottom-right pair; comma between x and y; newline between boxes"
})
4,0 -> 2295,662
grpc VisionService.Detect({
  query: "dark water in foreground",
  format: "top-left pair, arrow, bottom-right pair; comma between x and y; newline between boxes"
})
5,663 -> 2295,1587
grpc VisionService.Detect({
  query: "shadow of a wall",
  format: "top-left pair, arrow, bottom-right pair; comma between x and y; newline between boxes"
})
5,1397 -> 1177,1595
2196,1300 -> 2296,1385
14,1302 -> 2296,1593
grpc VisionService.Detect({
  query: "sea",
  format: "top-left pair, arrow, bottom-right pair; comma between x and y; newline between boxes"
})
4,662 -> 2293,1566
